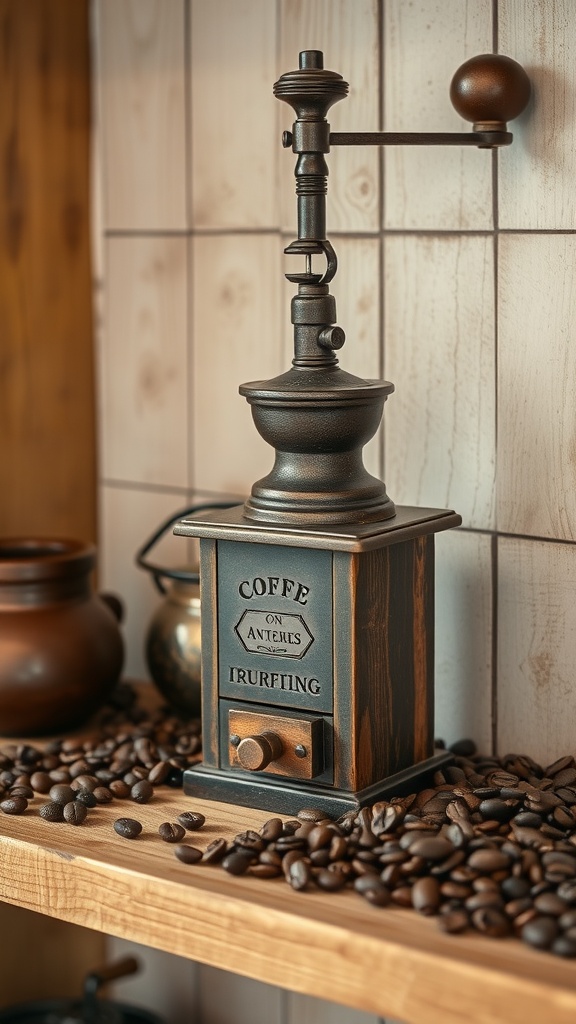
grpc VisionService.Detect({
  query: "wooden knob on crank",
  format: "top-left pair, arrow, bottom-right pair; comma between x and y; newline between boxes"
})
236,731 -> 284,771
450,54 -> 531,131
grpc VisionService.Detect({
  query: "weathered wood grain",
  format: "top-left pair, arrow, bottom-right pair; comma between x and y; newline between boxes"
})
383,0 -> 493,230
0,785 -> 576,1024
499,0 -> 576,229
0,0 -> 96,541
96,0 -> 187,230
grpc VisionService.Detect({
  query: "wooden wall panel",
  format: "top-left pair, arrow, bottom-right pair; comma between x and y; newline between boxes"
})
192,233 -> 282,495
384,235 -> 496,531
0,0 -> 96,541
383,0 -> 493,230
190,0 -> 278,229
498,537 -> 576,766
435,530 -> 493,754
498,234 -> 576,541
99,236 -> 189,488
96,0 -> 187,231
499,0 -> 576,230
0,0 -> 104,1005
280,0 -> 380,234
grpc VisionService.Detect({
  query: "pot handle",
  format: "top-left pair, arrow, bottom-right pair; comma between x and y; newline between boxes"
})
83,955 -> 140,999
135,501 -> 236,595
99,592 -> 124,623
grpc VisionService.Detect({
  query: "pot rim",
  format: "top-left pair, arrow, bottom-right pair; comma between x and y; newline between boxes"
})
0,538 -> 96,582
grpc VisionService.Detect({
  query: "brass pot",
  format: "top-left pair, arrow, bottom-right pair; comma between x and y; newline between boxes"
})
145,578 -> 201,717
136,502 -> 234,716
0,538 -> 124,735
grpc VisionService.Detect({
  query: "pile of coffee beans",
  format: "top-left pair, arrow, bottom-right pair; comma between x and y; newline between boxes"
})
171,740 -> 576,959
1,684 -> 576,959
0,682 -> 201,826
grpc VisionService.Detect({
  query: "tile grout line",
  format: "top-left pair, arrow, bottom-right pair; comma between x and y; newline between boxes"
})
102,226 -> 576,239
184,0 -> 194,495
491,0 -> 499,758
378,0 -> 386,480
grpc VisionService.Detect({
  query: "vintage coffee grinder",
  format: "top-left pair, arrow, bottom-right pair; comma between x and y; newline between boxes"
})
175,51 -> 530,816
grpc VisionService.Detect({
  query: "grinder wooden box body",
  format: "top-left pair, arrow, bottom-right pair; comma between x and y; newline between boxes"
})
177,504 -> 459,815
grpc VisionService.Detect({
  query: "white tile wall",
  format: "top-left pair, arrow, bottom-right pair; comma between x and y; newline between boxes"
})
434,530 -> 493,754
384,234 -> 496,531
497,233 -> 576,541
191,233 -> 283,494
280,0 -> 380,234
99,236 -> 189,488
190,0 -> 278,229
499,0 -> 576,230
498,537 -> 576,765
92,1 -> 576,1020
383,0 -> 493,231
97,0 -> 187,231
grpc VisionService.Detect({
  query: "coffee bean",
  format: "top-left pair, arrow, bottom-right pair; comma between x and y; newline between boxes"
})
113,817 -> 142,839
147,761 -> 170,786
449,739 -> 476,757
75,788 -> 98,808
260,818 -> 283,842
177,811 -> 206,832
501,876 -> 531,900
546,756 -> 575,777
559,910 -> 576,930
479,799 -> 517,822
288,857 -> 311,891
365,885 -> 392,908
30,771 -> 52,794
316,868 -> 347,891
49,784 -> 75,806
551,936 -> 576,958
63,801 -> 87,826
93,786 -> 113,804
533,892 -> 569,916
438,909 -> 470,933
39,801 -> 64,822
408,837 -> 453,861
297,808 -> 326,822
109,780 -> 131,799
521,915 -> 559,949
201,838 -> 228,864
0,796 -> 27,815
174,844 -> 203,865
235,830 -> 265,853
411,877 -> 440,915
467,849 -> 511,873
250,863 -> 282,879
158,822 -> 187,843
73,775 -> 98,792
307,824 -> 334,851
130,780 -> 153,804
471,907 -> 511,937
557,880 -> 576,904
282,819 -> 302,835
10,785 -> 34,800
222,851 -> 252,875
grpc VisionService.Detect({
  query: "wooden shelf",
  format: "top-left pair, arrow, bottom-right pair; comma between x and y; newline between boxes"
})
1,785 -> 576,1024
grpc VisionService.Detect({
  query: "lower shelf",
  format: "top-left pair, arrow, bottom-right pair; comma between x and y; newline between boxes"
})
0,788 -> 575,1024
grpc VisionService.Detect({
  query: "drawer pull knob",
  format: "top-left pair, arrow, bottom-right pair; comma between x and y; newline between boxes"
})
236,731 -> 284,771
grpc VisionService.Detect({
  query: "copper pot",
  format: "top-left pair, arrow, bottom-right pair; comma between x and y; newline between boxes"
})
0,538 -> 124,736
